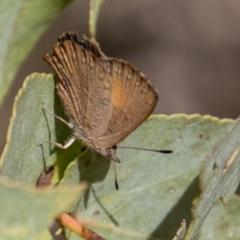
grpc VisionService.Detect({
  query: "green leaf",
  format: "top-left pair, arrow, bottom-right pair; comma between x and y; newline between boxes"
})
60,116 -> 237,240
89,0 -> 105,39
185,117 -> 240,239
0,73 -> 84,187
0,176 -> 87,240
1,73 -> 240,239
0,0 -> 72,106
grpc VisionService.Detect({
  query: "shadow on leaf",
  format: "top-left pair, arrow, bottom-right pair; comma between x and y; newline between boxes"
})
148,177 -> 200,240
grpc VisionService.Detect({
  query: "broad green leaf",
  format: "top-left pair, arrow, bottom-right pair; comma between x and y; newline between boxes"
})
0,73 -> 78,184
0,176 -> 87,240
0,0 -> 72,105
1,73 -> 240,239
89,0 -> 105,39
60,116 -> 237,240
185,117 -> 240,239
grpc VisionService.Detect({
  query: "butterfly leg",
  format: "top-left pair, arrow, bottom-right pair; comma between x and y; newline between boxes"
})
38,136 -> 76,149
42,108 -> 74,129
38,108 -> 75,148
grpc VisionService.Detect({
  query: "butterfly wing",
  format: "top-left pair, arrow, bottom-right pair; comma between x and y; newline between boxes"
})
92,59 -> 158,148
44,39 -> 113,138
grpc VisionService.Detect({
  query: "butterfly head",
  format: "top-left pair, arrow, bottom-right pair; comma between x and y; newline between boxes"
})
97,146 -> 120,163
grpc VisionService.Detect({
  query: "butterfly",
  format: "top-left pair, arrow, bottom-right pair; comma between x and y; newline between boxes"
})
41,31 -> 160,163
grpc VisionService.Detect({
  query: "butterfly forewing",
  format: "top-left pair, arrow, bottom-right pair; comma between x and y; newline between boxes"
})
44,40 -> 113,139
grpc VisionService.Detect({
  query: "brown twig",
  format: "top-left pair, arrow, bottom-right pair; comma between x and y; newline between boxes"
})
57,213 -> 105,240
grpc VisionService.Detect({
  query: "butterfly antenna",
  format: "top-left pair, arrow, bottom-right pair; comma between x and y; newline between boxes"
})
113,161 -> 119,190
118,146 -> 172,154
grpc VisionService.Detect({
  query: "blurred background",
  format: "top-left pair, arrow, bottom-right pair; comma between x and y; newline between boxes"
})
1,0 -> 240,150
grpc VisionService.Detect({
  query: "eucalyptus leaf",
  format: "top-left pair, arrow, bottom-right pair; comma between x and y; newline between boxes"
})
0,176 -> 87,240
60,113 -> 235,240
0,0 -> 72,105
185,117 -> 240,239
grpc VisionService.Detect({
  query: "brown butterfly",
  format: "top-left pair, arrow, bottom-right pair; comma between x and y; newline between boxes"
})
41,32 -> 170,165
